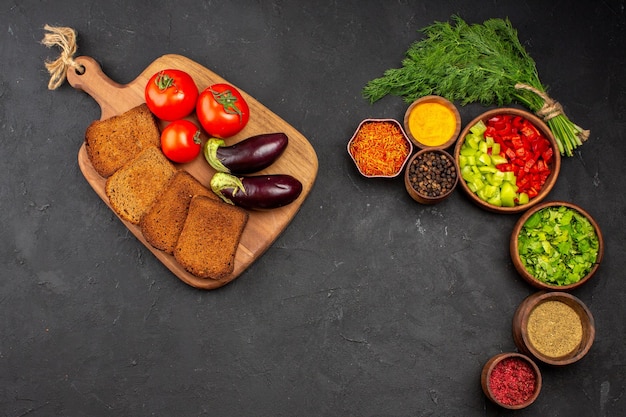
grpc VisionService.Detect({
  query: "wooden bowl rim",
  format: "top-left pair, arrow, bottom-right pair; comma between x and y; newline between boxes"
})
510,200 -> 604,291
481,352 -> 542,409
347,118 -> 414,178
515,291 -> 596,366
453,107 -> 561,214
403,95 -> 461,150
404,148 -> 459,204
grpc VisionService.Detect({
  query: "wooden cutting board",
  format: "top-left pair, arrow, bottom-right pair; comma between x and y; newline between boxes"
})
67,54 -> 318,290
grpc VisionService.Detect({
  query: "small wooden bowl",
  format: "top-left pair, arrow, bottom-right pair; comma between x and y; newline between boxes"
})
404,148 -> 458,204
510,201 -> 604,291
512,291 -> 595,366
347,118 -> 413,178
453,108 -> 561,214
481,352 -> 542,409
403,95 -> 461,150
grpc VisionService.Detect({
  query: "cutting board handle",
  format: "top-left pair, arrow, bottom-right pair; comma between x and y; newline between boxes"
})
66,56 -> 143,120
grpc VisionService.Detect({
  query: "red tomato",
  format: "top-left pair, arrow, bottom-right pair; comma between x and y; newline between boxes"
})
196,83 -> 250,138
160,120 -> 202,163
145,69 -> 199,121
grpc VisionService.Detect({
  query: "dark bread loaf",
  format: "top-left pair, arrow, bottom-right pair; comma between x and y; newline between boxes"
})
105,146 -> 177,225
174,195 -> 249,280
85,104 -> 161,178
140,170 -> 218,254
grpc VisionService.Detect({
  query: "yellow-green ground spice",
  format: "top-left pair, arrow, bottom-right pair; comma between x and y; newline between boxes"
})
527,300 -> 583,358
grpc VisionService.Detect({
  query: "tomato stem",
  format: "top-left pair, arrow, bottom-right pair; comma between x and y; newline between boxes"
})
192,130 -> 202,145
155,71 -> 176,91
209,87 -> 243,122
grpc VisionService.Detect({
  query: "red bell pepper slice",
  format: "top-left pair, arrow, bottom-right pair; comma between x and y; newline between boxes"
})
511,137 -> 524,150
482,113 -> 553,203
505,147 -> 516,160
520,125 -> 537,140
535,159 -> 548,173
497,163 -> 514,172
522,120 -> 541,138
542,147 -> 553,164
523,158 -> 535,173
531,138 -> 548,154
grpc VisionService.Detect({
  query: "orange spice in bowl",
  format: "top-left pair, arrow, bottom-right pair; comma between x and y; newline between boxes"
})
403,95 -> 461,150
347,119 -> 413,178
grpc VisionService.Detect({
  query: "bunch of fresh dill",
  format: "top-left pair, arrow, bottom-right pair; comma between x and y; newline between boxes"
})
362,16 -> 588,156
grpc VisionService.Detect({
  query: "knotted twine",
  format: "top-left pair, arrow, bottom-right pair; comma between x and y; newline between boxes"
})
41,25 -> 83,90
515,82 -> 590,142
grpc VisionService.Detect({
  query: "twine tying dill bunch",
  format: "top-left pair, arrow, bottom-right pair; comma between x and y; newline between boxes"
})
41,25 -> 83,90
515,83 -> 564,122
515,83 -> 591,150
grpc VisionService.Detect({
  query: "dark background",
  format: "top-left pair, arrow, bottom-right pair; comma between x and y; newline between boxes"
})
1,1 -> 625,416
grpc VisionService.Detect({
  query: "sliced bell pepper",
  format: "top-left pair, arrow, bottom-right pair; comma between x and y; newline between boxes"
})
542,147 -> 554,164
460,113 -> 554,207
485,114 -> 553,202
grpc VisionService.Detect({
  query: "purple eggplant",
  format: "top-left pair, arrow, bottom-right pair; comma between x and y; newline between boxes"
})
210,172 -> 303,210
203,133 -> 288,174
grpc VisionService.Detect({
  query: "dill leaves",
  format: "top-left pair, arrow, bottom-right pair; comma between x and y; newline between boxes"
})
362,16 -> 589,156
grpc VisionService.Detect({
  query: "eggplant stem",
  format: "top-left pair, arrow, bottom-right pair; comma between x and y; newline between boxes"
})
210,172 -> 246,205
203,138 -> 230,173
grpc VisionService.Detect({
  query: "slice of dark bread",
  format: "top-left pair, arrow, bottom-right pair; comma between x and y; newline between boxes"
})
105,146 -> 177,225
174,195 -> 249,280
85,103 -> 161,178
140,170 -> 218,254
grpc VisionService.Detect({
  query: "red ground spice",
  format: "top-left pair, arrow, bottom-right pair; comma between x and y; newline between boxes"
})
489,357 -> 536,406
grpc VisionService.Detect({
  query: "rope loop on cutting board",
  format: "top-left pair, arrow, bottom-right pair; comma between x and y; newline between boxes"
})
41,25 -> 83,90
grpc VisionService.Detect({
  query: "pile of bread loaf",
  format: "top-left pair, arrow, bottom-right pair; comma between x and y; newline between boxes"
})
84,104 -> 248,280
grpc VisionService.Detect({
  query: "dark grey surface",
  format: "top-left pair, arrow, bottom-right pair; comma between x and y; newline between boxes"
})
2,1 -> 625,416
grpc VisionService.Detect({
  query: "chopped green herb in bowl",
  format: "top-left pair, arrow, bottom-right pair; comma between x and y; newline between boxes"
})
510,201 -> 604,290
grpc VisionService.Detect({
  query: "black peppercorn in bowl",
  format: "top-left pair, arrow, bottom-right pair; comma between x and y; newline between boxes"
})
404,148 -> 458,204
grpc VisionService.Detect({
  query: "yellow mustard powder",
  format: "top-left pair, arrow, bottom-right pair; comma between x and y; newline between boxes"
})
408,102 -> 456,147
